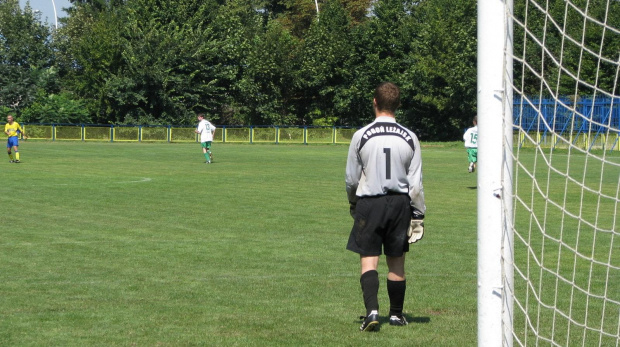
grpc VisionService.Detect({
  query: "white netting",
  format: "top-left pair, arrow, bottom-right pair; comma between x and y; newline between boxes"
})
508,0 -> 620,346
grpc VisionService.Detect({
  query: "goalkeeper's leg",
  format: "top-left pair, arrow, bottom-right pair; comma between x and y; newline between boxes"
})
386,256 -> 408,325
360,269 -> 379,315
359,268 -> 380,332
360,256 -> 380,315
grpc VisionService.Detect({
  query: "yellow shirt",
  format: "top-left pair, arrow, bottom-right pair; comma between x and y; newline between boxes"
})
5,122 -> 23,138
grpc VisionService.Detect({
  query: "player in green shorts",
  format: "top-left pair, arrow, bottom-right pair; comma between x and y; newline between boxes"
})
195,114 -> 216,164
463,116 -> 478,173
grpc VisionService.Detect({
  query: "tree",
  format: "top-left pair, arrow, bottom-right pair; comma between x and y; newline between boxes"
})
513,0 -> 620,97
402,0 -> 477,140
297,0 -> 354,125
236,19 -> 300,125
203,0 -> 272,125
1,0 -> 490,141
57,0 -> 236,124
54,1 -> 125,123
330,0 -> 417,127
0,0 -> 54,115
114,0 -> 226,124
21,91 -> 90,123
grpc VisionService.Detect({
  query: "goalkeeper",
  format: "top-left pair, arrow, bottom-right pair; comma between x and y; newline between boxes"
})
345,82 -> 426,332
5,114 -> 27,163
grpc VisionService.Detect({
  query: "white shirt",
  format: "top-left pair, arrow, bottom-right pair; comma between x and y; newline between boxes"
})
463,126 -> 478,148
345,116 -> 426,214
197,119 -> 216,142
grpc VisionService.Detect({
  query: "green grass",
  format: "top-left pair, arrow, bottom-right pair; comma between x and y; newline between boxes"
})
0,141 -> 482,346
511,147 -> 620,346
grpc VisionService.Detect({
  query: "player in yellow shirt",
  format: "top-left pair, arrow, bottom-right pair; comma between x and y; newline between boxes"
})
5,114 -> 27,163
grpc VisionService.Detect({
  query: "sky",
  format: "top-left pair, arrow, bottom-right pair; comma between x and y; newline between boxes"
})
19,0 -> 72,28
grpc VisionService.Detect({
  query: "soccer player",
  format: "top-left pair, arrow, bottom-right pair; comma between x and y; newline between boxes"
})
5,114 -> 27,163
463,116 -> 478,173
194,113 -> 216,164
345,82 -> 426,332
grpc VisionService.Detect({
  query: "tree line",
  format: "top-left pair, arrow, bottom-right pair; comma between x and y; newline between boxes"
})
0,0 -> 617,141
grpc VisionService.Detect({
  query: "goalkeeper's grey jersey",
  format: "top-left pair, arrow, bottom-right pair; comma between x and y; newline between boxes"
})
346,116 -> 426,214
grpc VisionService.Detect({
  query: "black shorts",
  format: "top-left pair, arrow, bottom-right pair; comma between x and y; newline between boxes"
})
346,194 -> 411,257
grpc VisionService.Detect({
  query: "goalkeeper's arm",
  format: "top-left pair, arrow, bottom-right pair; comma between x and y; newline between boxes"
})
407,207 -> 425,243
349,200 -> 357,219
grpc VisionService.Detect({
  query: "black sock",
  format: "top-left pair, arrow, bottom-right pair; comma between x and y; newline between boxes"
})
360,270 -> 379,315
387,279 -> 406,316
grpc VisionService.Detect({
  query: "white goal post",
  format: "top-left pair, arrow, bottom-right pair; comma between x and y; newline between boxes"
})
477,0 -> 514,346
478,0 -> 620,346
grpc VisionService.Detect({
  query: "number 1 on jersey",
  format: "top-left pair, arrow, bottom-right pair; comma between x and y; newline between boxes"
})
383,148 -> 391,179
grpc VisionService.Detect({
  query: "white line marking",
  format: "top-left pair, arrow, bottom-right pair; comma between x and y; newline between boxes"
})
39,177 -> 153,186
117,177 -> 152,184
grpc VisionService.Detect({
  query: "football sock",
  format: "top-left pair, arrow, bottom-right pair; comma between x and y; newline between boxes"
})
360,270 -> 379,315
387,279 -> 406,316
8,153 -> 13,161
15,152 -> 19,161
204,153 -> 210,162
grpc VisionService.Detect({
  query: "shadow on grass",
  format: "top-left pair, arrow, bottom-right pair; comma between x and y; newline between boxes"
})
408,315 -> 431,323
352,314 -> 432,333
353,314 -> 431,328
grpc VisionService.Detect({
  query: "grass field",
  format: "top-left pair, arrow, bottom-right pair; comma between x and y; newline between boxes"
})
0,141 -> 479,346
511,147 -> 620,346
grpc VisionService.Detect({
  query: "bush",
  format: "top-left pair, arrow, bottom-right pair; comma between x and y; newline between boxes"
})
21,92 -> 91,124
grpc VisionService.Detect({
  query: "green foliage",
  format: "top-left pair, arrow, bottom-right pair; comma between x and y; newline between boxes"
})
298,0 -> 353,124
211,0 -> 267,125
20,91 -> 90,124
0,0 -> 54,114
401,0 -> 477,140
54,2 -> 126,122
237,19 -> 300,125
513,0 -> 620,96
330,0 -> 416,126
3,0 -> 616,140
57,0 -> 230,125
273,0 -> 320,37
0,105 -> 12,116
312,115 -> 339,126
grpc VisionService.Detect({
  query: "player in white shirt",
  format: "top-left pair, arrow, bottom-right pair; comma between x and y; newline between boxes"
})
194,113 -> 216,164
463,116 -> 478,173
345,82 -> 426,332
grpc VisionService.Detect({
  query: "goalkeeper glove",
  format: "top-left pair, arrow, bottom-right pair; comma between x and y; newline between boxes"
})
407,209 -> 425,243
407,219 -> 424,243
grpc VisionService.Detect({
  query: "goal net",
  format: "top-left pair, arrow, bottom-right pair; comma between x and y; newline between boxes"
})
505,0 -> 620,346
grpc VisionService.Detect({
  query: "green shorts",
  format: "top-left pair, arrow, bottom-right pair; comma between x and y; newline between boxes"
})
466,148 -> 477,163
201,141 -> 212,149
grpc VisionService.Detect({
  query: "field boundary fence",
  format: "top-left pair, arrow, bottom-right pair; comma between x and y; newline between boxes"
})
22,97 -> 620,150
21,124 -> 359,145
514,97 -> 620,151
